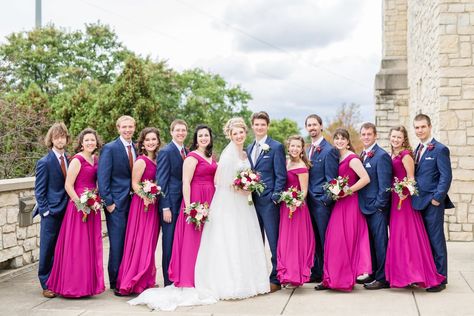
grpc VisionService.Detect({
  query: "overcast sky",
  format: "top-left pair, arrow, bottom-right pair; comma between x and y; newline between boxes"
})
0,0 -> 382,129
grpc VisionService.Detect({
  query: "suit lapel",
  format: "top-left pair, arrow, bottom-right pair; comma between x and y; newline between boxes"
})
49,150 -> 65,180
115,138 -> 131,172
247,142 -> 256,168
417,138 -> 436,169
255,137 -> 271,168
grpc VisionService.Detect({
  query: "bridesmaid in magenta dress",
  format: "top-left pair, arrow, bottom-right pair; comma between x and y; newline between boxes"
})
47,128 -> 105,297
115,128 -> 161,296
316,128 -> 372,292
277,135 -> 315,287
168,125 -> 217,287
385,126 -> 445,288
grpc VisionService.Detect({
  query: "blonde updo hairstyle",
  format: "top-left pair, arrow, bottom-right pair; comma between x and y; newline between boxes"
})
223,117 -> 248,139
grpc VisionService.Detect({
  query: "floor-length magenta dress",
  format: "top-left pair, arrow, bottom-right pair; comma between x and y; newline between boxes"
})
47,155 -> 104,297
385,149 -> 445,288
277,167 -> 315,286
168,152 -> 217,287
116,156 -> 160,295
322,154 -> 372,291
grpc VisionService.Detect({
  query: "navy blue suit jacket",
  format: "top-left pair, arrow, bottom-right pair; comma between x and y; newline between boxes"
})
34,151 -> 68,217
358,144 -> 392,215
412,139 -> 454,210
307,138 -> 339,206
156,142 -> 185,213
247,137 -> 286,202
98,138 -> 134,212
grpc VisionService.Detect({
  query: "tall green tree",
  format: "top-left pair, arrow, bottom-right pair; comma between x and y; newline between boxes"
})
268,118 -> 300,144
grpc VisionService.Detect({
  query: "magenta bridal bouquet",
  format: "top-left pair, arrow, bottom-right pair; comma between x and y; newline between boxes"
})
232,169 -> 266,205
388,177 -> 419,210
75,189 -> 104,222
138,180 -> 162,211
184,201 -> 210,231
323,176 -> 352,200
278,186 -> 304,219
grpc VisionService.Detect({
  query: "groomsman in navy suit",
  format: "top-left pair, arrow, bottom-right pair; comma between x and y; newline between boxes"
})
247,111 -> 286,293
304,114 -> 339,284
358,122 -> 392,290
34,123 -> 70,298
98,115 -> 137,290
157,119 -> 188,286
412,114 -> 453,292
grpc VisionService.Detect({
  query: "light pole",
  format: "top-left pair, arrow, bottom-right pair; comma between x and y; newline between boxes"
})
35,0 -> 42,28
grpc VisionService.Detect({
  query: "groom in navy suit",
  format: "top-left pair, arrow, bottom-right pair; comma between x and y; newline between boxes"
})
247,111 -> 286,292
304,114 -> 339,284
412,114 -> 453,292
34,122 -> 70,298
156,119 -> 188,286
98,115 -> 137,291
358,122 -> 392,290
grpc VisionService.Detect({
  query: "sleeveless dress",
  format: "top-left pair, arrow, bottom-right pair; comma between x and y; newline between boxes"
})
385,149 -> 445,288
46,154 -> 105,297
277,167 -> 315,286
128,142 -> 270,311
116,156 -> 160,295
322,154 -> 372,291
168,152 -> 217,287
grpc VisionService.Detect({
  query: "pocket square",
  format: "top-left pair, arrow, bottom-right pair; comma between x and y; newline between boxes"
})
263,156 -> 270,159
43,210 -> 50,217
365,163 -> 372,168
425,157 -> 435,160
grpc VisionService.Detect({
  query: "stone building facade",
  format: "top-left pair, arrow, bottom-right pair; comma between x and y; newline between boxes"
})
375,0 -> 474,241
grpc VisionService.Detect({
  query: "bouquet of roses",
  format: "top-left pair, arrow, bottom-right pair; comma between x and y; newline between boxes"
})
233,169 -> 266,205
75,189 -> 104,222
184,201 -> 209,231
138,180 -> 162,211
388,177 -> 419,210
323,176 -> 352,200
278,186 -> 305,219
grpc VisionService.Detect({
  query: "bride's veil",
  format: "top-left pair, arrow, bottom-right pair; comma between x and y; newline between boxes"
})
214,141 -> 240,189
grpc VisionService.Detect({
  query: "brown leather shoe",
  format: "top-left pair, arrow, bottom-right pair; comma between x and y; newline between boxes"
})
42,289 -> 56,298
270,283 -> 281,293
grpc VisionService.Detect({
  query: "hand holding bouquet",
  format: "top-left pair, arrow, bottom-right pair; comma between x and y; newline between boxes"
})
323,176 -> 352,200
184,202 -> 209,231
138,180 -> 162,211
233,169 -> 266,205
388,177 -> 418,210
75,189 -> 104,222
278,186 -> 304,219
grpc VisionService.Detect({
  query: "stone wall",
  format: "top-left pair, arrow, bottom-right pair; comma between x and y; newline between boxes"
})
0,178 -> 40,268
376,0 -> 474,241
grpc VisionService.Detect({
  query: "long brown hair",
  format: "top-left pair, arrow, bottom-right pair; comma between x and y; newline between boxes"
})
74,128 -> 102,154
286,135 -> 312,168
44,122 -> 70,149
137,127 -> 161,158
389,125 -> 413,156
333,128 -> 355,152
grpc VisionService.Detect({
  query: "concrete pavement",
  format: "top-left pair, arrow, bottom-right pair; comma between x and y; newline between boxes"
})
0,241 -> 473,316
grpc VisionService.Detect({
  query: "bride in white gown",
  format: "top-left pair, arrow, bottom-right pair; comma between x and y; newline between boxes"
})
128,118 -> 270,311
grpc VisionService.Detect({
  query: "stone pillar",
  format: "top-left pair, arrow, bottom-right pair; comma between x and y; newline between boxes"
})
375,0 -> 409,149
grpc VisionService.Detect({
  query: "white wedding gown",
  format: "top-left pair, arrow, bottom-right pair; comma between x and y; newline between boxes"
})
128,142 -> 269,311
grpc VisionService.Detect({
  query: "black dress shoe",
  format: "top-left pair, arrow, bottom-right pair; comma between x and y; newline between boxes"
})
314,283 -> 329,291
426,284 -> 446,292
306,276 -> 323,283
356,275 -> 374,285
364,280 -> 390,290
113,290 -> 129,297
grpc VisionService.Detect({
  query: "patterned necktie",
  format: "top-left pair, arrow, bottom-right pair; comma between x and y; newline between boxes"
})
59,156 -> 67,179
415,144 -> 424,164
127,145 -> 134,170
180,147 -> 186,160
253,143 -> 261,162
360,151 -> 366,162
309,145 -> 316,160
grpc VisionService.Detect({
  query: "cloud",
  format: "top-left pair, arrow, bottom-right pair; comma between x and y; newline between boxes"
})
223,0 -> 363,52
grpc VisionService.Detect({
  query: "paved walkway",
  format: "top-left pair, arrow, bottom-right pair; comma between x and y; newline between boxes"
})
1,241 -> 473,316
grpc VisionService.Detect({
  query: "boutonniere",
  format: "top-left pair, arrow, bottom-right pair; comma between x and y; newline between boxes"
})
316,146 -> 321,153
367,150 -> 375,158
261,144 -> 270,153
427,143 -> 435,151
